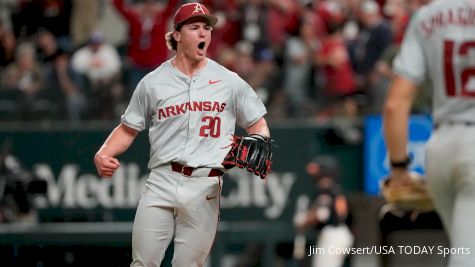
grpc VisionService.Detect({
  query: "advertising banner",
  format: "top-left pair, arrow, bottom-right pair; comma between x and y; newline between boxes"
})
364,115 -> 433,195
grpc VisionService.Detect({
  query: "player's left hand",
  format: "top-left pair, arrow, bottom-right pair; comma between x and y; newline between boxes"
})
387,169 -> 414,187
222,134 -> 273,179
380,171 -> 434,211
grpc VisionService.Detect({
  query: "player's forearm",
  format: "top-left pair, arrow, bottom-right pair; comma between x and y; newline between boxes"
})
384,108 -> 409,162
96,123 -> 138,158
245,117 -> 270,137
383,76 -> 416,162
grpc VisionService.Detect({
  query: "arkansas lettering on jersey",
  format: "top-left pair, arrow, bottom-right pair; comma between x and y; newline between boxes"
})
157,101 -> 227,120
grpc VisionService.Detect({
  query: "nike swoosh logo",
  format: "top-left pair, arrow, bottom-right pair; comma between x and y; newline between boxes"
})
206,195 -> 217,200
208,80 -> 221,85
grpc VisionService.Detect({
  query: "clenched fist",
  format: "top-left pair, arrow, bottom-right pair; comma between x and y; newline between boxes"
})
94,154 -> 120,178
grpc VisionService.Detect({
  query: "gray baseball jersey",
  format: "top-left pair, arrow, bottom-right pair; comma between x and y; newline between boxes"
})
121,58 -> 267,169
393,1 -> 475,266
393,0 -> 475,124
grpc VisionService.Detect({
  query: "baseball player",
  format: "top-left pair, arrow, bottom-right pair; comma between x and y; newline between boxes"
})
383,0 -> 475,266
93,3 -> 270,267
293,155 -> 353,267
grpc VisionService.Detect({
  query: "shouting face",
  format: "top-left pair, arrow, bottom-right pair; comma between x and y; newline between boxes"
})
174,18 -> 212,63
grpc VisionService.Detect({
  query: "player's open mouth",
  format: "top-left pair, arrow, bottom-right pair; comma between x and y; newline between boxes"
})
197,41 -> 206,55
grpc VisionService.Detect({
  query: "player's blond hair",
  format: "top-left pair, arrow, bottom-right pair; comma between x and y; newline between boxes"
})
165,31 -> 177,51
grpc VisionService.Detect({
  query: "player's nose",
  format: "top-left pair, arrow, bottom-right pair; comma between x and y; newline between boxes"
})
198,26 -> 209,36
198,28 -> 206,37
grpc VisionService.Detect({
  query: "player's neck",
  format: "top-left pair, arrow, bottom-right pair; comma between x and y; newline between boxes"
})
171,55 -> 207,78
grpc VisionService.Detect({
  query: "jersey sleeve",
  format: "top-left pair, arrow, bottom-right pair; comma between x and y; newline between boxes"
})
234,74 -> 267,128
121,79 -> 150,131
392,10 -> 427,84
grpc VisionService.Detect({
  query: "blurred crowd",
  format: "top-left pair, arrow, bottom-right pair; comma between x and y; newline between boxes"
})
0,0 -> 432,125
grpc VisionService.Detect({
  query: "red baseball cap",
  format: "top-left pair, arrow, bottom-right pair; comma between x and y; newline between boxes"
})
173,2 -> 218,29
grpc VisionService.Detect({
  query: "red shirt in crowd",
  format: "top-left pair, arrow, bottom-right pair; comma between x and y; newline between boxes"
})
113,0 -> 179,68
318,37 -> 356,97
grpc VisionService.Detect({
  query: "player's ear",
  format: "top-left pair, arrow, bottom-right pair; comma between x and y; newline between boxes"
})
173,31 -> 181,42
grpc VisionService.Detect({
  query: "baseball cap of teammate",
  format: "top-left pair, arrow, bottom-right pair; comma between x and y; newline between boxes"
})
173,2 -> 218,29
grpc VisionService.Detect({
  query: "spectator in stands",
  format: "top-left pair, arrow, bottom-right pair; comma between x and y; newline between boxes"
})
0,21 -> 15,68
350,0 -> 392,95
39,0 -> 73,52
10,1 -> 42,40
11,0 -> 73,52
314,19 -> 357,122
2,42 -> 43,94
383,0 -> 410,45
71,31 -> 124,120
239,0 -> 274,59
311,0 -> 345,39
199,0 -> 242,59
371,0 -> 431,115
266,0 -> 300,53
0,0 -> 15,32
36,29 -> 86,123
1,42 -> 45,120
282,13 -> 316,117
248,47 -> 280,106
112,0 -> 179,94
216,46 -> 238,71
70,0 -> 99,49
233,40 -> 256,82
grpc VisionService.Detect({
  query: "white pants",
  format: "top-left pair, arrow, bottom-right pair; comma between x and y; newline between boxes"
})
313,224 -> 354,267
426,124 -> 475,267
131,167 -> 222,267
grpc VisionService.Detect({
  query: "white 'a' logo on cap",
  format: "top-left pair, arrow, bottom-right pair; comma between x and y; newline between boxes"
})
192,3 -> 205,14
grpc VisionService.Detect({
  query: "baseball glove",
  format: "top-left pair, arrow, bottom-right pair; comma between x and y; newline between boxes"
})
380,173 -> 434,212
222,134 -> 273,179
